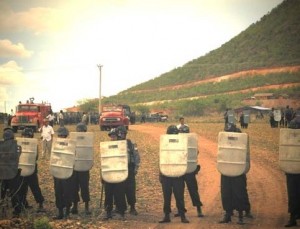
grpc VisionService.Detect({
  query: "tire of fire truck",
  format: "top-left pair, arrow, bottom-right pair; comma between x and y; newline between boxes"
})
100,126 -> 105,131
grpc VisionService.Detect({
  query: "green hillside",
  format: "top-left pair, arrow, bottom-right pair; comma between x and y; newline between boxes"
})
83,0 -> 300,115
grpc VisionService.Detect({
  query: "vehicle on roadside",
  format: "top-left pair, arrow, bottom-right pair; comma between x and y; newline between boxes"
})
10,98 -> 52,133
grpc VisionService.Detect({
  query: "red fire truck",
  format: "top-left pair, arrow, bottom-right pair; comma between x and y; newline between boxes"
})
10,98 -> 52,133
99,104 -> 130,131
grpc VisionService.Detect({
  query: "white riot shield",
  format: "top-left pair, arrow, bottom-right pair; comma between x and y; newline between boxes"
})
100,140 -> 128,183
217,132 -> 250,176
279,129 -> 300,174
243,110 -> 250,124
70,132 -> 94,171
0,140 -> 19,180
227,110 -> 236,124
179,133 -> 199,173
16,137 -> 37,177
160,134 -> 189,177
50,138 -> 76,179
274,109 -> 281,122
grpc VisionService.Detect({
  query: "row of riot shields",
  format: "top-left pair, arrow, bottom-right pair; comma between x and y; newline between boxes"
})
158,128 -> 300,178
2,128 -> 299,186
227,110 -> 250,125
50,132 -> 94,179
0,132 -> 94,181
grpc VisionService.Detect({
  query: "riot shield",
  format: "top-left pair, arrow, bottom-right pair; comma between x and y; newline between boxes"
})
70,132 -> 94,171
179,133 -> 198,173
279,129 -> 300,174
100,140 -> 128,183
217,132 -> 250,176
227,110 -> 236,124
50,138 -> 76,179
274,109 -> 281,122
0,139 -> 20,180
243,110 -> 250,124
160,134 -> 189,177
16,137 -> 37,177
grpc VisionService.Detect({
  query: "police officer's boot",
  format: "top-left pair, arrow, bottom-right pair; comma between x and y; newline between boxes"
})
53,208 -> 64,220
104,211 -> 112,220
197,205 -> 204,217
85,201 -> 91,215
130,204 -> 138,215
285,213 -> 297,227
159,213 -> 171,223
37,202 -> 45,213
245,209 -> 253,218
237,211 -> 244,225
65,206 -> 70,218
180,212 -> 189,223
219,211 -> 231,223
71,202 -> 78,214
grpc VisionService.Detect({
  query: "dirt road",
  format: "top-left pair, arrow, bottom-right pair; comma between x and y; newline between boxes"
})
0,123 -> 289,229
129,123 -> 288,229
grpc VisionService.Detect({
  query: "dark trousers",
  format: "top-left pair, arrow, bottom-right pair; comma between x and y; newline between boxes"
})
286,174 -> 300,215
1,171 -> 25,214
125,168 -> 136,207
104,181 -> 126,214
24,166 -> 44,204
221,174 -> 248,213
161,176 -> 185,214
54,175 -> 75,209
73,171 -> 90,203
184,173 -> 202,207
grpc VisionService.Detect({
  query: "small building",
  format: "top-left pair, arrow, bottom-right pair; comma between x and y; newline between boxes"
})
253,93 -> 274,100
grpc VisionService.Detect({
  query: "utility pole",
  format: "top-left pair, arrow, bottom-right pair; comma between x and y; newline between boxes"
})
97,64 -> 103,114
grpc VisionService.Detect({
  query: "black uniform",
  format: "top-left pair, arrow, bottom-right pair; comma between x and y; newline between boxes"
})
103,127 -> 128,220
53,127 -> 75,219
124,139 -> 140,214
71,123 -> 91,215
159,125 -> 189,224
19,128 -> 45,212
219,123 -> 251,225
0,129 -> 23,217
183,165 -> 203,215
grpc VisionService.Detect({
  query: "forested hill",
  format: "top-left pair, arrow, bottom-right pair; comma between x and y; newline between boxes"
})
96,0 -> 300,115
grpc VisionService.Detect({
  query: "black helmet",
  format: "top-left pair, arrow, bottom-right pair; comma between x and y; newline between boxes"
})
22,128 -> 34,138
116,126 -> 127,139
167,125 -> 179,135
224,123 -> 241,133
108,128 -> 118,137
76,123 -> 87,132
179,125 -> 190,133
57,126 -> 69,138
3,127 -> 14,140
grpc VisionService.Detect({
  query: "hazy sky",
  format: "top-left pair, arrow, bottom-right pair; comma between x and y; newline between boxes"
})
0,0 -> 283,112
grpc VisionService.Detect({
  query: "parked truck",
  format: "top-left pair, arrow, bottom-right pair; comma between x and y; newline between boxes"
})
99,104 -> 131,131
10,98 -> 52,133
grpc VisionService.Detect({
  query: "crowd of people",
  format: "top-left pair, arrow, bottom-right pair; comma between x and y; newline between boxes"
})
0,111 -> 299,227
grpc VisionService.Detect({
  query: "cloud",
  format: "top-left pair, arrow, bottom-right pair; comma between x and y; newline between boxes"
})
0,39 -> 33,58
0,2 -> 68,34
0,61 -> 24,85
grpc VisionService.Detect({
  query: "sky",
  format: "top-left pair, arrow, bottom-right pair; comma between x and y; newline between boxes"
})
0,0 -> 284,112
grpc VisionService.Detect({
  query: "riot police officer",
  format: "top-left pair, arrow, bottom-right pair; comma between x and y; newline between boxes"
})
159,125 -> 189,224
103,128 -> 127,220
53,126 -> 75,219
20,128 -> 45,213
71,123 -> 91,215
176,125 -> 204,218
0,127 -> 23,217
218,123 -> 252,225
